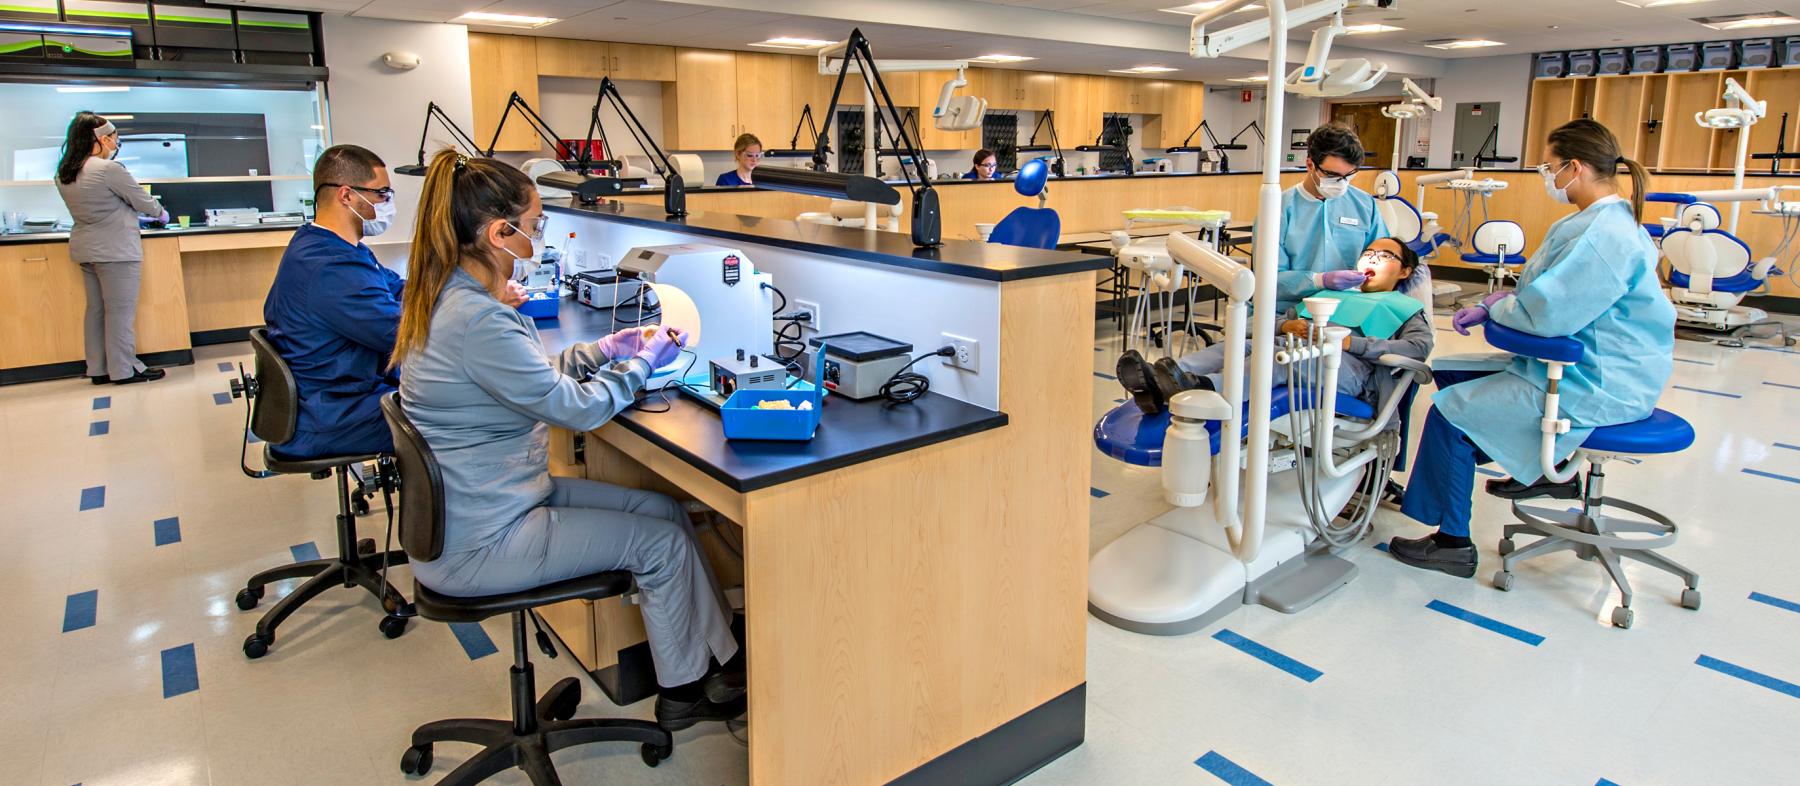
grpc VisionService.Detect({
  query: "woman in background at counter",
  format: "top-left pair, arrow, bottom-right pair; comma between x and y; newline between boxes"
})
965,149 -> 998,180
54,111 -> 168,385
715,133 -> 762,187
395,150 -> 746,730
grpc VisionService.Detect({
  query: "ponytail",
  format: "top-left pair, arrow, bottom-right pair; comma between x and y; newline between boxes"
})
57,111 -> 107,185
1547,118 -> 1649,222
391,149 -> 534,368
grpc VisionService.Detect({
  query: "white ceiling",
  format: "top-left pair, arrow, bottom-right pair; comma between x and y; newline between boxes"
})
229,0 -> 1800,80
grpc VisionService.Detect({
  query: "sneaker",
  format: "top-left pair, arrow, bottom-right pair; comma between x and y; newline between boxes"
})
1484,476 -> 1579,501
655,693 -> 747,732
1387,534 -> 1477,578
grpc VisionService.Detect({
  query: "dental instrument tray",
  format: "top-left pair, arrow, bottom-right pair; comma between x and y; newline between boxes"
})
807,332 -> 914,401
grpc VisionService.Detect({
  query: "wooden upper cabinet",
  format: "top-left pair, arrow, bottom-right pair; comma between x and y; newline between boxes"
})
791,54 -> 832,126
977,68 -> 1019,110
736,52 -> 798,147
1018,71 -> 1056,111
662,48 -> 739,151
1137,79 -> 1170,116
1096,76 -> 1132,114
535,37 -> 606,79
609,43 -> 675,81
1156,81 -> 1204,147
1054,74 -> 1099,146
469,32 -> 543,153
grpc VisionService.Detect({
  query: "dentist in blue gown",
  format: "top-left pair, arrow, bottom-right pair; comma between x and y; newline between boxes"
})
1389,119 -> 1676,578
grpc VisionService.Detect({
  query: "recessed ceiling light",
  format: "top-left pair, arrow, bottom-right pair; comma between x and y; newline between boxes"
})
1160,2 -> 1263,16
1344,23 -> 1404,34
748,37 -> 835,49
1423,39 -> 1505,50
1697,12 -> 1800,30
56,85 -> 130,93
451,11 -> 558,29
1110,65 -> 1179,74
1617,0 -> 1721,7
1228,75 -> 1269,83
100,114 -> 134,121
970,54 -> 1035,63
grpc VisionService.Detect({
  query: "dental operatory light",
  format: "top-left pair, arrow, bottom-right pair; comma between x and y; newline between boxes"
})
1423,39 -> 1505,49
1283,10 -> 1388,97
451,12 -> 559,29
1697,13 -> 1800,31
749,37 -> 836,49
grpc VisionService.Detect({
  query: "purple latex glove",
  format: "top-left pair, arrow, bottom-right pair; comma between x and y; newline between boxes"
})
634,326 -> 686,370
1320,269 -> 1369,291
1451,305 -> 1490,336
1479,290 -> 1513,309
594,326 -> 648,362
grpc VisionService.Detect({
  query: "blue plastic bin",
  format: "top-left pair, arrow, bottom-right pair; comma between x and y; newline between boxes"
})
519,291 -> 560,321
720,341 -> 827,441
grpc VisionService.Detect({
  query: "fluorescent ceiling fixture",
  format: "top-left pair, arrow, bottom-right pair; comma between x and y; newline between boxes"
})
99,114 -> 133,121
748,37 -> 835,49
1424,39 -> 1505,50
1228,75 -> 1269,83
451,11 -> 558,29
970,54 -> 1035,63
1344,24 -> 1404,34
1697,12 -> 1800,30
1616,0 -> 1720,7
57,86 -> 130,93
1110,66 -> 1178,74
1161,2 -> 1263,15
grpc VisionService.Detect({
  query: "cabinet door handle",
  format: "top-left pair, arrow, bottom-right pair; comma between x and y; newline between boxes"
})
24,256 -> 48,262
614,56 -> 621,72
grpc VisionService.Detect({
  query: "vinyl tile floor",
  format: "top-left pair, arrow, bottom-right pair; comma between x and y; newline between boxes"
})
3,300 -> 1798,786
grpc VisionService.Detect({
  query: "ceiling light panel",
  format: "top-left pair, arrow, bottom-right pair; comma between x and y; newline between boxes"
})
1696,13 -> 1800,30
1422,39 -> 1506,50
749,37 -> 835,49
1160,2 -> 1263,17
451,11 -> 559,28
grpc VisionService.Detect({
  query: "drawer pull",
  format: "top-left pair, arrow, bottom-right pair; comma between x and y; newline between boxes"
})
23,256 -> 48,262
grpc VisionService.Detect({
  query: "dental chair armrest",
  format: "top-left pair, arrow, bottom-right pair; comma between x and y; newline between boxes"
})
1376,354 -> 1433,386
1483,323 -> 1582,365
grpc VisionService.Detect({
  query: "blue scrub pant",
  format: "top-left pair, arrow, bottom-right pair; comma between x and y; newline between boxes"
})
1398,368 -> 1498,538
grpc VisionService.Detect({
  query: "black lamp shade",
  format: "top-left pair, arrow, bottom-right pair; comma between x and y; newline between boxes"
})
753,166 -> 900,205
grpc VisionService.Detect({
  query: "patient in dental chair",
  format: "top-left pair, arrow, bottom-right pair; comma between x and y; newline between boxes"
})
1118,236 -> 1435,417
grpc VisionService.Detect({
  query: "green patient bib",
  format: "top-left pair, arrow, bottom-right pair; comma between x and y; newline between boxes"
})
1295,290 -> 1425,340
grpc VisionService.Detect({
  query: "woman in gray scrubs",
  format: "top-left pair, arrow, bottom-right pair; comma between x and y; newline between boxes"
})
392,150 -> 743,730
54,111 -> 168,385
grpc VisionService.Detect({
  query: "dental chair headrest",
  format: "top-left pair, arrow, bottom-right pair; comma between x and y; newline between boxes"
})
1373,170 -> 1401,198
1663,228 -> 1753,279
1676,202 -> 1722,231
1472,221 -> 1527,256
1016,157 -> 1049,198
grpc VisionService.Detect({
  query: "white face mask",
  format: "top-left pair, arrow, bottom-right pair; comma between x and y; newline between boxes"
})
1314,168 -> 1351,199
505,220 -> 546,282
1539,161 -> 1572,205
355,191 -> 396,237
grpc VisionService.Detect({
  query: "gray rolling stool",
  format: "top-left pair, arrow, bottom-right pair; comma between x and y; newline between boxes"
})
380,393 -> 673,785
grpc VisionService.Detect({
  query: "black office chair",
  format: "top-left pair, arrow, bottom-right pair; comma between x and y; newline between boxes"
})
379,393 -> 673,784
229,328 -> 412,659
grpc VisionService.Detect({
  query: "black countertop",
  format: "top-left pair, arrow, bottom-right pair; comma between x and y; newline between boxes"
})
544,199 -> 1107,282
534,295 -> 1007,492
0,222 -> 301,246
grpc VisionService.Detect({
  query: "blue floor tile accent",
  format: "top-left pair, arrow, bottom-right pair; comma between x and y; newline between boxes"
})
79,486 -> 104,511
1673,358 -> 1714,366
1112,398 -> 1126,404
212,392 -> 231,406
1195,751 -> 1272,786
1766,381 -> 1800,391
1090,487 -> 1110,499
160,643 -> 198,698
1748,346 -> 1800,355
1749,591 -> 1800,615
91,395 -> 110,410
1426,600 -> 1545,646
63,590 -> 97,632
1773,443 -> 1800,452
1094,371 -> 1117,381
1743,468 -> 1800,485
1475,467 -> 1505,478
1695,654 -> 1800,700
1597,779 -> 1622,786
153,517 -> 181,547
1373,542 -> 1390,552
1213,629 -> 1322,682
1672,385 -> 1741,399
217,361 -> 234,372
290,541 -> 320,563
449,622 -> 499,660
88,420 -> 109,436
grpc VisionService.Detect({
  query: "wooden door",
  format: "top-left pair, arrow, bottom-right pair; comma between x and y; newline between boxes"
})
609,43 -> 675,81
662,48 -> 738,150
736,52 -> 797,148
1329,101 -> 1396,170
535,38 -> 607,79
469,33 -> 542,153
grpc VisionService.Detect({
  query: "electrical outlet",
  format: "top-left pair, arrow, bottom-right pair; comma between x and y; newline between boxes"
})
594,252 -> 613,272
794,299 -> 822,333
941,333 -> 979,371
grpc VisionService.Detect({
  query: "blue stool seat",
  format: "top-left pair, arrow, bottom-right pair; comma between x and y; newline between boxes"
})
1093,387 -> 1376,467
1668,267 -> 1767,294
1461,251 -> 1522,265
1581,409 -> 1694,455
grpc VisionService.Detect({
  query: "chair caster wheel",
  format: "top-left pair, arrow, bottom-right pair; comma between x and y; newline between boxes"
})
546,684 -> 580,722
1611,606 -> 1634,629
1681,588 -> 1702,610
353,495 -> 372,516
1492,570 -> 1514,592
235,586 -> 264,611
379,615 -> 408,639
243,632 -> 272,659
641,742 -> 673,768
400,744 -> 433,776
1497,539 -> 1515,556
357,538 -> 377,556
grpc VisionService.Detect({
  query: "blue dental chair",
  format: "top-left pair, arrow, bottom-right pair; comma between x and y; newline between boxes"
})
1460,220 -> 1528,298
1650,194 -> 1793,345
987,157 -> 1060,250
1479,322 -> 1701,629
1372,170 -> 1455,259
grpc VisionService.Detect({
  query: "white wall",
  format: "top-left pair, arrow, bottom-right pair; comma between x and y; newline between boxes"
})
321,14 -> 474,260
1426,54 -> 1532,170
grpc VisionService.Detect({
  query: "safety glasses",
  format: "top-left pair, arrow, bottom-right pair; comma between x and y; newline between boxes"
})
510,214 -> 548,240
319,183 -> 396,202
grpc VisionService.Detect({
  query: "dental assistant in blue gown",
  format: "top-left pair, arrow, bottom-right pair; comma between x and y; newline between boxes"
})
1389,119 -> 1675,578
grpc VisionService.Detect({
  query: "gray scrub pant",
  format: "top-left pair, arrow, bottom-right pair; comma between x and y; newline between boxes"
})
1175,338 -> 1371,396
411,477 -> 738,688
77,260 -> 147,381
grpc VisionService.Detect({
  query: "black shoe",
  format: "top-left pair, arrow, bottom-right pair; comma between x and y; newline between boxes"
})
1116,350 -> 1169,416
1152,356 -> 1203,393
703,666 -> 746,704
655,693 -> 747,732
110,368 -> 166,385
89,375 -> 109,385
1387,534 -> 1477,578
1484,476 -> 1579,501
